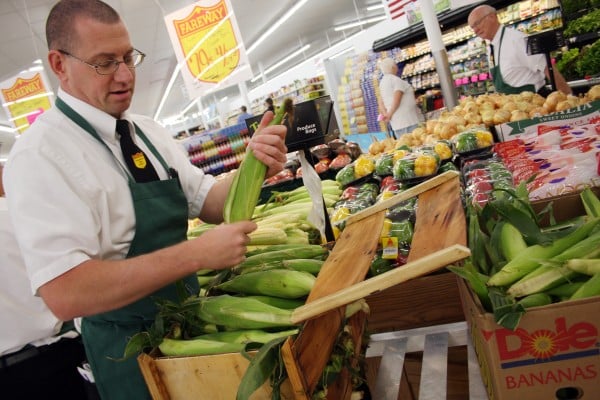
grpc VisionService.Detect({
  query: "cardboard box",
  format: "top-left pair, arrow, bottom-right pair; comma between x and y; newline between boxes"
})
458,278 -> 600,400
494,100 -> 600,142
138,350 -> 294,400
458,189 -> 600,400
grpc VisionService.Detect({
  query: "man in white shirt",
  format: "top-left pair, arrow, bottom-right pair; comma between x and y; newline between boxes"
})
0,164 -> 94,399
2,1 -> 287,399
377,58 -> 423,136
468,5 -> 571,95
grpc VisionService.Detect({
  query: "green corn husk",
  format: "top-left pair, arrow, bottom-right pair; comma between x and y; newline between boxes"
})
224,98 -> 293,223
194,294 -> 295,330
194,328 -> 298,345
158,337 -> 243,356
570,273 -> 600,300
215,269 -> 316,299
488,218 -> 599,287
233,245 -> 328,272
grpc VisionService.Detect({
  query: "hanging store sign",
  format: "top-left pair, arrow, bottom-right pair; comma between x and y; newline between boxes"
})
164,0 -> 253,99
1,68 -> 54,134
386,0 -> 451,25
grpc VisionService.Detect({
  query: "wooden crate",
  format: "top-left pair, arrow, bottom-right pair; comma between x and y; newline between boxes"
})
367,173 -> 467,333
138,350 -> 295,400
283,171 -> 470,399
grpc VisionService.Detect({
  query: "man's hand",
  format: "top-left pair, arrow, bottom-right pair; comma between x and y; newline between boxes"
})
248,111 -> 288,178
189,221 -> 257,269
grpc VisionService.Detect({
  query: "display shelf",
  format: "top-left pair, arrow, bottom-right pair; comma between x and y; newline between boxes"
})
181,122 -> 250,175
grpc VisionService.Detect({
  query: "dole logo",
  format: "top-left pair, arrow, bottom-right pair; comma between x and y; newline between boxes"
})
483,317 -> 598,361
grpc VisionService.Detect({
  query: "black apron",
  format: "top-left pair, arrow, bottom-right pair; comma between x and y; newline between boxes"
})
55,98 -> 199,399
490,26 -> 536,95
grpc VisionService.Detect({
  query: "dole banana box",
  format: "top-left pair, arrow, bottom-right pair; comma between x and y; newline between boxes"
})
458,278 -> 599,400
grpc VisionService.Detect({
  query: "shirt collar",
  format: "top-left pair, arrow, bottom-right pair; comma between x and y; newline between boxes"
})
57,89 -> 132,144
491,24 -> 504,47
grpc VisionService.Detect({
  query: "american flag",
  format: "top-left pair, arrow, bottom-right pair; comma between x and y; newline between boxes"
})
386,0 -> 415,20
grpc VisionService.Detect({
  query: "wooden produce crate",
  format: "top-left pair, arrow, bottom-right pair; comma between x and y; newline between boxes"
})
138,350 -> 294,400
283,171 -> 471,399
366,172 -> 468,333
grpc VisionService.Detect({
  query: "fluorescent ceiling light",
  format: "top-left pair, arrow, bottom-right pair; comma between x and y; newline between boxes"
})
367,4 -> 385,11
263,44 -> 310,75
246,0 -> 310,54
328,47 -> 355,60
220,96 -> 228,102
0,125 -> 15,133
334,15 -> 386,31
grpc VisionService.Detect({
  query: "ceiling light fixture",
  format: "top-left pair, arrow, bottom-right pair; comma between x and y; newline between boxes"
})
334,15 -> 386,31
0,125 -> 16,133
328,46 -> 355,60
246,0 -> 310,55
263,44 -> 310,75
367,4 -> 385,11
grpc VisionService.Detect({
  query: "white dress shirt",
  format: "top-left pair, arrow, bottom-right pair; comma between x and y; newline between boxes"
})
3,89 -> 215,294
491,25 -> 547,91
0,197 -> 63,356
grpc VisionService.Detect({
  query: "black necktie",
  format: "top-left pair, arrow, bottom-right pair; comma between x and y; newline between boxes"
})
489,43 -> 495,67
116,119 -> 159,182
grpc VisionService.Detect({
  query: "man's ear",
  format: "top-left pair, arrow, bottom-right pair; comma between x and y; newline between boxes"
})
47,50 -> 67,81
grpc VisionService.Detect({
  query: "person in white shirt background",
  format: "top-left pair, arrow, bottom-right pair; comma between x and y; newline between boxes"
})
0,163 -> 98,399
377,57 -> 423,137
468,4 -> 571,96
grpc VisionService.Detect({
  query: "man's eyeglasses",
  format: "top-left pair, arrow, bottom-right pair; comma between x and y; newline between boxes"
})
470,12 -> 494,30
58,49 -> 146,75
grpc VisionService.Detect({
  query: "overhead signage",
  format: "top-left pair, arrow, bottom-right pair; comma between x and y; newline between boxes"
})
1,68 -> 54,134
164,0 -> 253,99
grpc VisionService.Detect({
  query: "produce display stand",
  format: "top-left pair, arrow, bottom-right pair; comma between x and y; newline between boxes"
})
282,170 -> 471,399
137,171 -> 471,399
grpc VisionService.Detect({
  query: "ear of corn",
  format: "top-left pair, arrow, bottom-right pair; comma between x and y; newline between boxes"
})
570,273 -> 600,300
223,98 -> 293,223
215,269 -> 316,299
516,293 -> 552,309
499,221 -> 528,261
248,227 -> 288,246
507,228 -> 600,297
233,245 -> 328,272
242,295 -> 304,310
581,187 -> 600,218
193,328 -> 298,345
488,218 -> 599,287
195,294 -> 295,330
564,258 -> 600,275
159,337 -> 244,357
544,281 -> 585,299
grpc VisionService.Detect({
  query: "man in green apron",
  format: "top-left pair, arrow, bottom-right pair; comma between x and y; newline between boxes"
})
467,5 -> 571,95
3,1 -> 287,399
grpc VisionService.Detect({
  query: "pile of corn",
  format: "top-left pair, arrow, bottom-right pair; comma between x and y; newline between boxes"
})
451,186 -> 600,330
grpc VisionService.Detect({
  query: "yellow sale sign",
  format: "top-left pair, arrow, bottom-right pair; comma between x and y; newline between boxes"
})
1,70 -> 53,133
165,0 -> 252,98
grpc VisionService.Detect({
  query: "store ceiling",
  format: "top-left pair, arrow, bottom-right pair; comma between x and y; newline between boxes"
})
0,0 -> 386,128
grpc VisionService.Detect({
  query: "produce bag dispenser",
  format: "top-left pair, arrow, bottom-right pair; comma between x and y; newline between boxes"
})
526,29 -> 565,92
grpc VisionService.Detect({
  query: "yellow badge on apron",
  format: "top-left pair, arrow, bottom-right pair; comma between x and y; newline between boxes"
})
132,152 -> 147,169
